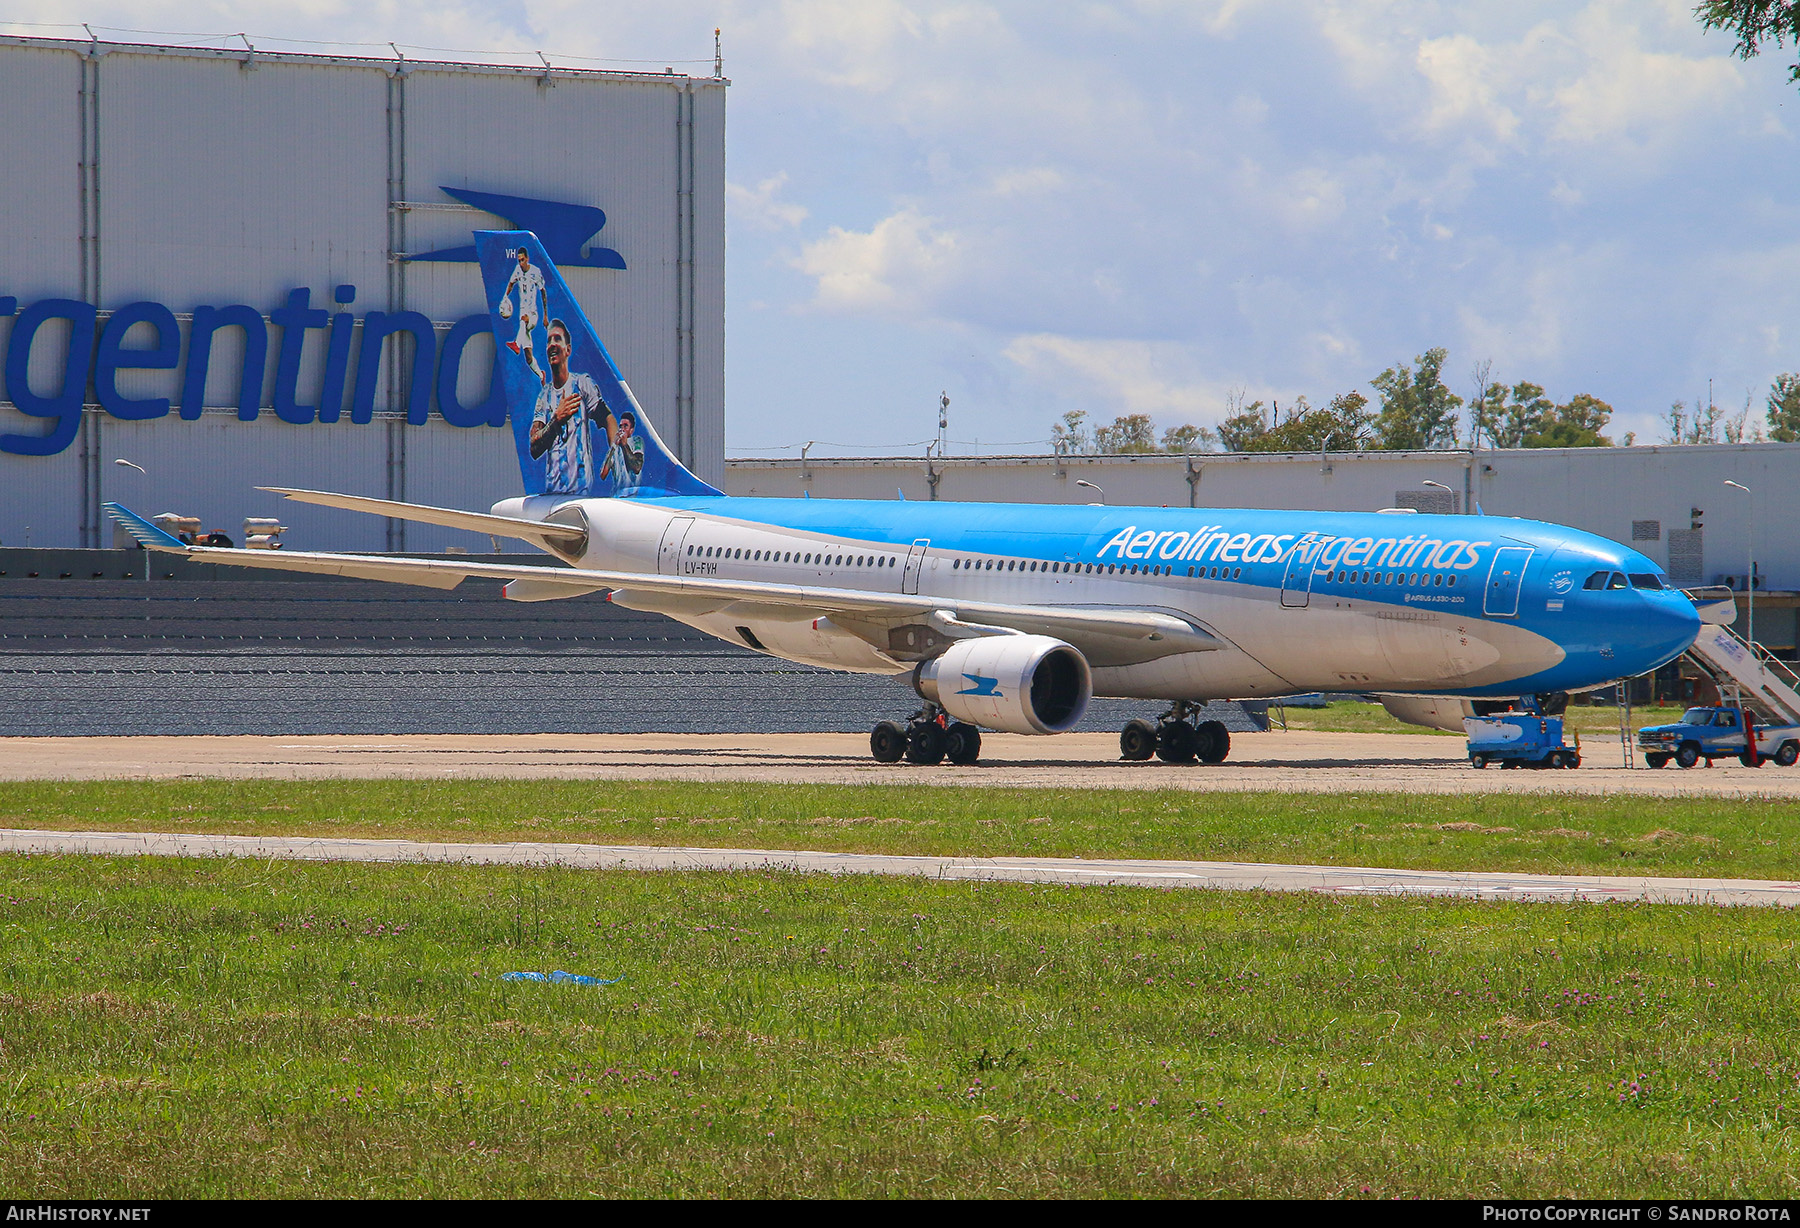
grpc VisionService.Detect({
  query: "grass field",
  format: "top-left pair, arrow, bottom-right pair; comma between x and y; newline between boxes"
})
2,779 -> 1795,880
1271,701 -> 1688,737
3,853 -> 1798,1197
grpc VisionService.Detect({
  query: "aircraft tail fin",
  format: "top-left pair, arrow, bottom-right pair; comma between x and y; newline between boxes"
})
475,229 -> 722,500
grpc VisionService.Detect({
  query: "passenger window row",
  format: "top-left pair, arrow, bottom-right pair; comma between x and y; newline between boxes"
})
1327,570 -> 1457,588
949,558 -> 1243,580
688,544 -> 895,568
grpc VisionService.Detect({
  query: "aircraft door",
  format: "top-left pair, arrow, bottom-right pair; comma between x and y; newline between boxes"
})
902,539 -> 930,595
657,515 -> 696,575
1483,546 -> 1533,617
1280,536 -> 1320,608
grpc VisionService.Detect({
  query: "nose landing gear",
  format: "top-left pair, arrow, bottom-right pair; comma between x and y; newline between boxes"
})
869,705 -> 982,765
1120,702 -> 1230,764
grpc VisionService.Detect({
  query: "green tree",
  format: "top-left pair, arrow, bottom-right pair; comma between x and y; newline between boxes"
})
1160,422 -> 1213,453
1215,398 -> 1269,452
1522,392 -> 1613,448
1467,372 -> 1508,449
1050,409 -> 1090,455
1697,0 -> 1800,84
1663,397 -> 1725,445
1723,392 -> 1763,444
1480,382 -> 1554,448
1240,391 -> 1372,453
1092,413 -> 1158,454
1369,348 -> 1462,449
1767,373 -> 1800,441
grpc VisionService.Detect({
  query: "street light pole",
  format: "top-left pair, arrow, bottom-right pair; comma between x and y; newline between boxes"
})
1074,479 -> 1105,505
1725,480 -> 1753,650
1421,478 -> 1455,513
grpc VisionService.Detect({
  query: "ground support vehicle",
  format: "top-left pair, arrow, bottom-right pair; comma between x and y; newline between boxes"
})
1464,711 -> 1582,769
1637,706 -> 1800,769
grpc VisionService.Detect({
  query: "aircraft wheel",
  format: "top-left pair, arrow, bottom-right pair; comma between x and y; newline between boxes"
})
1644,753 -> 1670,769
1777,742 -> 1800,768
1120,719 -> 1157,762
1197,720 -> 1230,764
1470,753 -> 1488,769
1675,743 -> 1701,769
944,722 -> 982,765
1155,721 -> 1198,763
906,722 -> 947,765
870,721 -> 907,763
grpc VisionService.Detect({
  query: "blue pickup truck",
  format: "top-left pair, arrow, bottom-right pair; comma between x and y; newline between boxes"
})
1637,706 -> 1800,769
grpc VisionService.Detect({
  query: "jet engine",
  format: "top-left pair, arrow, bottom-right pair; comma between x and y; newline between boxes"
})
911,635 -> 1091,735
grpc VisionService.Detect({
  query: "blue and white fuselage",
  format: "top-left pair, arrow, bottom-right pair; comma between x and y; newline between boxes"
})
518,492 -> 1699,702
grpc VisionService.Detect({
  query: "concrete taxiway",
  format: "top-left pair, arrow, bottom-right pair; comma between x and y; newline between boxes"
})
4,828 -> 1795,907
2,730 -> 1798,796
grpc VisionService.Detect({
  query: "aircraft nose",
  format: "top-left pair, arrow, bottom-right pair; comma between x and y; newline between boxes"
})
1628,591 -> 1702,672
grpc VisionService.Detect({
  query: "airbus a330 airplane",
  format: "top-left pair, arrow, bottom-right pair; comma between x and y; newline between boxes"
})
107,230 -> 1707,766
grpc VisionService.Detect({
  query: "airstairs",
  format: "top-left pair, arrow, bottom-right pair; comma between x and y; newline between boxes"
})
1682,620 -> 1800,727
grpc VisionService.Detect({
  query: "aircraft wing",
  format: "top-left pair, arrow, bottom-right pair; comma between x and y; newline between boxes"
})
104,502 -> 1218,666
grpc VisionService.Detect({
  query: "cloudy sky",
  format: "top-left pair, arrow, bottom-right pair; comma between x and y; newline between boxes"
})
7,0 -> 1798,456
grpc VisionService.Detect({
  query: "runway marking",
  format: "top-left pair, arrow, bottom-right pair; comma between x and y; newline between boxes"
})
4,829 -> 1797,908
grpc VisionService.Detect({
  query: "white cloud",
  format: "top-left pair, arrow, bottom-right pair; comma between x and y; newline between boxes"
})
1548,33 -> 1742,150
986,166 -> 1065,196
1233,159 -> 1348,232
1414,32 -> 1521,146
792,208 -> 961,311
728,172 -> 810,230
1455,254 -> 1580,372
1002,332 -> 1238,419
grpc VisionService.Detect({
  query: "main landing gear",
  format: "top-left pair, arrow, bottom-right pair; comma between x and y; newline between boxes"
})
1120,702 -> 1229,765
870,705 -> 982,766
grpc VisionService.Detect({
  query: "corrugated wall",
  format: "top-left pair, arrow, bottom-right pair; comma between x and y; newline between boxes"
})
0,37 -> 727,548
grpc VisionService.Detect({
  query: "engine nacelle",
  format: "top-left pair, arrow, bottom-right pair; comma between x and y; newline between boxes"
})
912,635 -> 1091,735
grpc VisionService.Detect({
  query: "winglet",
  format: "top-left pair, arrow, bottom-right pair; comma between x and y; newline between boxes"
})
102,503 -> 188,552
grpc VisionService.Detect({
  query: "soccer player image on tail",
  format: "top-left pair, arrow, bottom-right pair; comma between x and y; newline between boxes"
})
599,409 -> 645,495
528,318 -> 617,494
498,246 -> 548,385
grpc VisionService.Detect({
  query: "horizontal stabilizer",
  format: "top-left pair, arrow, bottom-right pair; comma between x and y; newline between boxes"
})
258,487 -> 587,553
102,503 -> 189,553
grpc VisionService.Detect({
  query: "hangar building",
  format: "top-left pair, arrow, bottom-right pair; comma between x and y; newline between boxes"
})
0,33 -> 726,552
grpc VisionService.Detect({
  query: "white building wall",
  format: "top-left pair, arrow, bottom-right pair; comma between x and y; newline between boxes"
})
0,36 -> 726,548
0,46 -> 81,304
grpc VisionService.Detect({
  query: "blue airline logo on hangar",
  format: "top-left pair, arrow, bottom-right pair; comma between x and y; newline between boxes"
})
406,187 -> 625,269
0,190 -> 625,458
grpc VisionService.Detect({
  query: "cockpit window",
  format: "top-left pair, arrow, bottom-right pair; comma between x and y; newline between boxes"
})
1583,572 -> 1609,590
1608,572 -> 1629,590
1629,573 -> 1664,590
